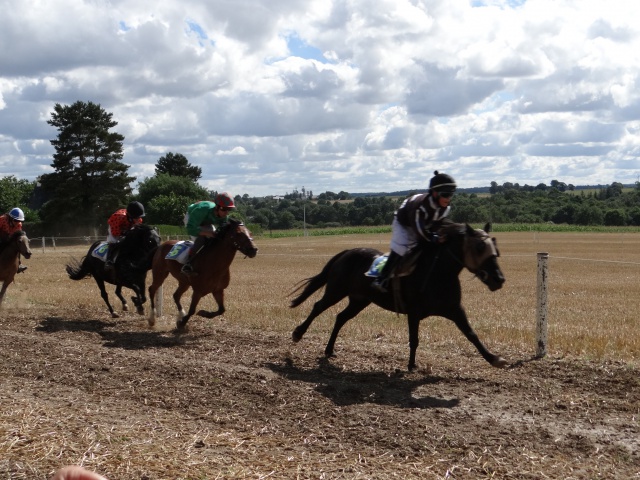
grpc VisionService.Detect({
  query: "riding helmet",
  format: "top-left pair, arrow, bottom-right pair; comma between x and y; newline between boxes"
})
9,207 -> 25,222
429,171 -> 457,193
215,192 -> 236,209
126,201 -> 145,219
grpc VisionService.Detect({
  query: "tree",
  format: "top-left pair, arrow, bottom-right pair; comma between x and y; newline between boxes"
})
39,101 -> 134,229
136,174 -> 209,206
155,152 -> 202,182
0,176 -> 36,220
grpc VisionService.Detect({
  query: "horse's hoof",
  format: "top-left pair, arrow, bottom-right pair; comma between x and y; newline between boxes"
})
148,318 -> 156,327
122,305 -> 129,312
492,357 -> 509,368
136,307 -> 145,315
111,312 -> 120,319
291,330 -> 303,342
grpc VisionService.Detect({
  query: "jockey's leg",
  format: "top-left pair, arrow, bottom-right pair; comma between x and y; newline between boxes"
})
181,235 -> 206,276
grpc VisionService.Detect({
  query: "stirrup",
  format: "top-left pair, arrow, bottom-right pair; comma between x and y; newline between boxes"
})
371,278 -> 389,293
17,265 -> 27,274
181,263 -> 197,276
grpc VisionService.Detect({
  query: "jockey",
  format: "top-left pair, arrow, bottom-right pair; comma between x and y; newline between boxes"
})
181,192 -> 235,276
105,201 -> 145,271
372,171 -> 457,293
0,207 -> 28,273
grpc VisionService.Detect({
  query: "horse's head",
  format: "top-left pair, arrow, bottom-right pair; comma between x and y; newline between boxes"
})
13,230 -> 32,259
224,219 -> 258,258
461,222 -> 504,291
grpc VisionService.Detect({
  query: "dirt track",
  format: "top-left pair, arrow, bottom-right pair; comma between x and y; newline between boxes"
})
1,308 -> 638,479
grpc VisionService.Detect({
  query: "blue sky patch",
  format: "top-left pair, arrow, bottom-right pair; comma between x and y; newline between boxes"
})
286,34 -> 327,63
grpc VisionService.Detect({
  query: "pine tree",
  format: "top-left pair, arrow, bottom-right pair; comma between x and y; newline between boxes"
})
39,101 -> 135,229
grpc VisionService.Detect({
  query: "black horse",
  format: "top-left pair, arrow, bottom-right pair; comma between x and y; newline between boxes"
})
290,222 -> 508,371
66,224 -> 161,318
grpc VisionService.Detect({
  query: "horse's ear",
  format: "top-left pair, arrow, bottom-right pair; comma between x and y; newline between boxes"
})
484,222 -> 492,233
465,224 -> 475,236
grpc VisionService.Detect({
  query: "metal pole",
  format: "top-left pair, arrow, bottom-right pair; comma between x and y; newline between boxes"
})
536,252 -> 549,358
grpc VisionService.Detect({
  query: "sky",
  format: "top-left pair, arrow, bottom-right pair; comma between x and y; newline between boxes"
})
2,0 -> 640,197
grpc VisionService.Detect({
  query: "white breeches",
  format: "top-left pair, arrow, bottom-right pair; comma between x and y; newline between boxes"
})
389,217 -> 418,256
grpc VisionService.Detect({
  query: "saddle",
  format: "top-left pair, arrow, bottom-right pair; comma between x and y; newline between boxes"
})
365,247 -> 426,279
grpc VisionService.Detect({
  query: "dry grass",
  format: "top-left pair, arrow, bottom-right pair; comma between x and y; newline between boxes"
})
1,231 -> 639,479
6,230 -> 640,364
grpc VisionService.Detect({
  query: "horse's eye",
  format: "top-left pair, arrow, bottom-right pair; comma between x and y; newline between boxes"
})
476,241 -> 485,254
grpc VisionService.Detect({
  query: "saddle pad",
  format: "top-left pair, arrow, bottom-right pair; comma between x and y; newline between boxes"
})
91,242 -> 109,261
165,241 -> 194,264
365,254 -> 388,277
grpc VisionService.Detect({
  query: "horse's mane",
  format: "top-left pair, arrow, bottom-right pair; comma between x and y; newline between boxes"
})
217,218 -> 244,237
438,222 -> 466,237
120,225 -> 157,253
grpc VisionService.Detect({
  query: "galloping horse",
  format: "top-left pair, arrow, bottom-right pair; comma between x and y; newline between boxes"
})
148,218 -> 258,330
0,231 -> 32,308
66,224 -> 161,318
290,222 -> 508,371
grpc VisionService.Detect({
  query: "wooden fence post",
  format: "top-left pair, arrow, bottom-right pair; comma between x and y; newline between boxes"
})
536,252 -> 549,358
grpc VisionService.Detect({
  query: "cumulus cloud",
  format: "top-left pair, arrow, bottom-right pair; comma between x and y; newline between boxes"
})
1,0 -> 640,196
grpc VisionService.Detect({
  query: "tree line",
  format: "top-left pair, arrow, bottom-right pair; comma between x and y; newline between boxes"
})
2,100 -> 640,236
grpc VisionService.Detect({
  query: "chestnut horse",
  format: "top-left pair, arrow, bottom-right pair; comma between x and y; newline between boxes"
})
0,230 -> 32,308
290,222 -> 508,371
66,224 -> 161,317
148,218 -> 258,330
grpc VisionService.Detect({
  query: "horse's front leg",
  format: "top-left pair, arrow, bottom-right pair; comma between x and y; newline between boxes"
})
447,306 -> 508,368
176,290 -> 205,331
407,314 -> 421,371
114,285 -> 129,313
0,281 -> 10,308
129,283 -> 146,316
96,279 -> 119,318
196,289 -> 225,319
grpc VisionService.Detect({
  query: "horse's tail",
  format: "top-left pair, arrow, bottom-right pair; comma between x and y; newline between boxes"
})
66,256 -> 91,280
289,250 -> 350,308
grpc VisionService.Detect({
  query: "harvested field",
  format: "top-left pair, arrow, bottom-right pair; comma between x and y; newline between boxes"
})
1,231 -> 639,479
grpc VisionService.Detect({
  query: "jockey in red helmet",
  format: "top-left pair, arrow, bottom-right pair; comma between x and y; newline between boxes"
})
181,192 -> 236,276
104,201 -> 146,271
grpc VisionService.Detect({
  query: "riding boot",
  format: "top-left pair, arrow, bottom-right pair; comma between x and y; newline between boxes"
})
17,264 -> 27,274
105,243 -> 118,271
181,236 -> 206,276
372,251 -> 402,293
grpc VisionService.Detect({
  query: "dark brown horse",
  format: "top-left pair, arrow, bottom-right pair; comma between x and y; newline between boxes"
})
66,224 -> 161,318
290,222 -> 508,371
0,231 -> 32,308
148,218 -> 258,330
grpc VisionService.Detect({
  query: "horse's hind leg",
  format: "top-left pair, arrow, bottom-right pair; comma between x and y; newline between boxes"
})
96,279 -> 118,318
324,298 -> 370,357
292,291 -> 347,342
